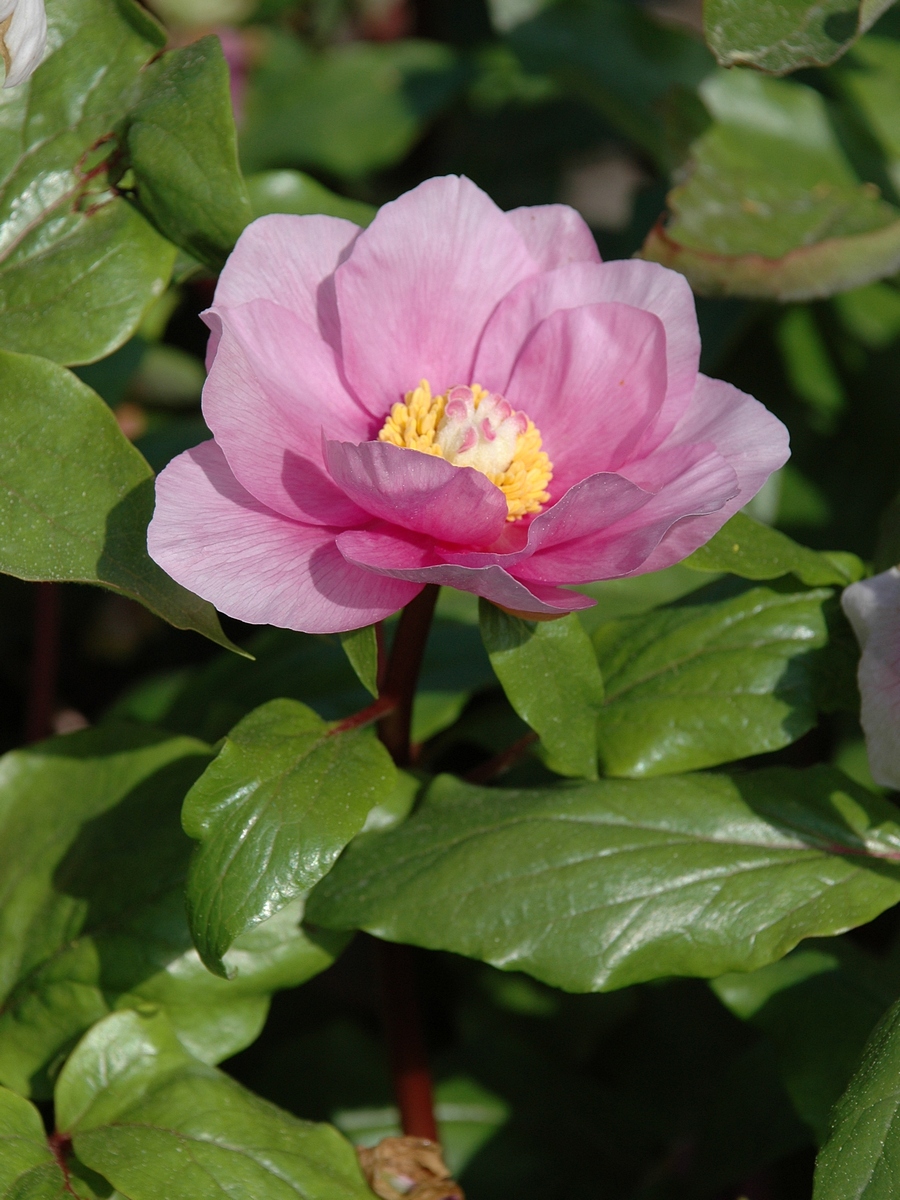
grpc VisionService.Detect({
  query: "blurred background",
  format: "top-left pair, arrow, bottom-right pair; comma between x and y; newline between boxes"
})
10,1 -> 900,1194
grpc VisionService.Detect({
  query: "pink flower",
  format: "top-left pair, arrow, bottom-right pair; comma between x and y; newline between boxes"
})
148,175 -> 789,634
841,569 -> 900,790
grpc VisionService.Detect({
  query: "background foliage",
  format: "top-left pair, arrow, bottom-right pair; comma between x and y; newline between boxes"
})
6,0 -> 900,1197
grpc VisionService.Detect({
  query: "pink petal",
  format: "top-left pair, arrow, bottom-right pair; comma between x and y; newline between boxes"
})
503,302 -> 668,492
514,442 -> 738,584
436,472 -> 652,569
505,204 -> 601,270
325,440 -> 508,546
630,376 -> 790,575
473,259 -> 700,451
842,569 -> 900,790
335,176 -> 537,417
336,525 -> 593,615
148,441 -> 419,634
202,300 -> 371,527
212,213 -> 360,330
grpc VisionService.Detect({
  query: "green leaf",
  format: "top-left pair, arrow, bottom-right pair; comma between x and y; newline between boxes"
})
704,0 -> 895,74
508,0 -> 713,166
813,996 -> 900,1198
241,35 -> 461,178
641,67 -> 900,299
0,1087 -> 56,1192
340,626 -> 379,698
713,939 -> 899,1141
684,512 -> 864,585
0,350 -> 240,652
246,170 -> 376,226
592,585 -> 830,778
479,602 -> 604,779
120,36 -> 252,271
0,1086 -> 114,1198
307,766 -> 900,992
0,0 -> 177,365
183,698 -> 397,976
58,1010 -> 372,1200
838,37 -> 900,201
0,726 -> 343,1099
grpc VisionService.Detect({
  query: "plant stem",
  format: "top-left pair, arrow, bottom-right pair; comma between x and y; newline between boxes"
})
26,583 -> 60,744
378,940 -> 439,1142
377,584 -> 439,767
376,583 -> 440,1140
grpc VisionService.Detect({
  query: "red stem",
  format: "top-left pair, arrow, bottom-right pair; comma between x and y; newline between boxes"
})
377,585 -> 439,767
378,941 -> 439,1142
26,583 -> 60,744
375,584 -> 441,1140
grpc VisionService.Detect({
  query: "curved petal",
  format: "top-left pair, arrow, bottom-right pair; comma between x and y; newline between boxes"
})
842,569 -> 900,790
205,213 -> 360,368
514,442 -> 738,584
211,213 -> 360,329
2,0 -> 46,88
629,376 -> 791,575
148,441 -> 419,634
325,440 -> 508,546
473,259 -> 700,451
202,300 -> 371,526
504,302 -> 668,492
335,176 -> 537,416
336,525 -> 593,615
435,472 -> 653,569
505,204 -> 600,270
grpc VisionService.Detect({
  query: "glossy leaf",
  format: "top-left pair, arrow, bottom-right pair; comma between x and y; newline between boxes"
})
713,939 -> 899,1141
593,585 -> 831,777
246,170 -> 376,225
241,35 -> 460,178
307,766 -> 900,992
340,626 -> 379,698
0,351 -> 240,652
0,0 -> 176,365
684,512 -> 864,585
704,0 -> 895,75
120,36 -> 252,271
479,602 -> 604,778
813,996 -> 900,1198
641,68 -> 900,299
183,698 -> 397,976
59,1010 -> 372,1200
0,726 -> 343,1099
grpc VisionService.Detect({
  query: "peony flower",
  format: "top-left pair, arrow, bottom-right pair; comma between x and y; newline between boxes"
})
148,175 -> 790,634
0,0 -> 46,88
841,568 -> 900,790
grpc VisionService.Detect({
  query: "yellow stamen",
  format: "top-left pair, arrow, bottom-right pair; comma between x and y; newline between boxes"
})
378,379 -> 552,522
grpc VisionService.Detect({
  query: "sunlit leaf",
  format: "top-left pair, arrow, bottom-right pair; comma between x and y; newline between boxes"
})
183,698 -> 396,976
641,68 -> 900,299
308,766 -> 900,992
593,585 -> 831,777
704,0 -> 896,75
58,1011 -> 372,1200
0,726 -> 343,1099
0,351 -> 240,651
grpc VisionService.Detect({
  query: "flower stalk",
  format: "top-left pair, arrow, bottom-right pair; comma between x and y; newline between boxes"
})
375,583 -> 440,1140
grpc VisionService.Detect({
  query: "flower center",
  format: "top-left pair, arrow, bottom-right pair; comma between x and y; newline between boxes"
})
377,380 -> 553,522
